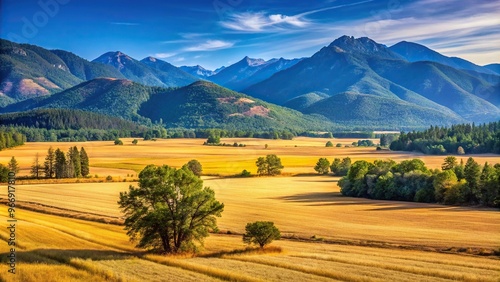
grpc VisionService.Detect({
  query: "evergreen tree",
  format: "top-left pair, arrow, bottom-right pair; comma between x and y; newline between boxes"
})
463,158 -> 481,204
30,153 -> 42,179
0,164 -> 9,182
441,156 -> 457,170
44,146 -> 56,178
55,148 -> 66,179
8,157 -> 19,173
80,147 -> 90,177
479,163 -> 497,206
71,146 -> 82,177
454,159 -> 465,180
66,149 -> 75,178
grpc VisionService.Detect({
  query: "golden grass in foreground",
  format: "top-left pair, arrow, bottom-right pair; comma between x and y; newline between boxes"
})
2,138 -> 499,177
3,177 -> 499,249
1,209 -> 499,282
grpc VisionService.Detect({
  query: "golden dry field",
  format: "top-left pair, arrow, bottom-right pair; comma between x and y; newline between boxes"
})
0,138 -> 500,281
4,177 -> 500,250
2,137 -> 500,177
0,209 -> 499,282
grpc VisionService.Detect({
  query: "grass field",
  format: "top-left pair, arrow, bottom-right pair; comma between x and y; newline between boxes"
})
0,138 -> 499,281
0,209 -> 499,282
2,138 -> 500,177
3,176 -> 499,250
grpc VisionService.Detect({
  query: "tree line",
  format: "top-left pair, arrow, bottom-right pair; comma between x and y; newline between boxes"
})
338,157 -> 500,208
0,129 -> 25,151
389,122 -> 500,154
0,146 -> 90,181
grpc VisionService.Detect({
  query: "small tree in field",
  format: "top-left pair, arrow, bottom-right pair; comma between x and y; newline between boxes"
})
183,159 -> 202,177
30,153 -> 42,179
8,157 -> 19,173
118,164 -> 224,253
114,139 -> 123,145
442,156 -> 457,171
314,158 -> 330,174
256,155 -> 284,176
207,133 -> 220,144
325,141 -> 333,147
243,221 -> 280,248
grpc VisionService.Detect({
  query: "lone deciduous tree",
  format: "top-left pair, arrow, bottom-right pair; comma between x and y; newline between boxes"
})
314,158 -> 330,174
256,155 -> 284,176
118,164 -> 224,253
243,221 -> 281,248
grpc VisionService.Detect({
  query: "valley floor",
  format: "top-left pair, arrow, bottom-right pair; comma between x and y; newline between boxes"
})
0,139 -> 499,281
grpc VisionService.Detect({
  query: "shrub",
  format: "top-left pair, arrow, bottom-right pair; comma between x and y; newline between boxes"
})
325,141 -> 334,147
240,169 -> 251,177
183,160 -> 202,177
114,139 -> 123,145
336,143 -> 342,147
106,175 -> 113,181
243,221 -> 281,248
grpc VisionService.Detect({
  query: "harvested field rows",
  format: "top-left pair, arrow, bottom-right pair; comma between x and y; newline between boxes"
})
0,209 -> 498,282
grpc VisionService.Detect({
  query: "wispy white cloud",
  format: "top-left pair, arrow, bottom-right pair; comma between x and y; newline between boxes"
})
185,40 -> 234,51
263,0 -> 500,64
154,53 -> 176,59
174,57 -> 185,62
221,12 -> 308,32
220,0 -> 374,33
346,0 -> 500,64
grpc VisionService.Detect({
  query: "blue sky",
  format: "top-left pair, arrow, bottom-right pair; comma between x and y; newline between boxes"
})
1,0 -> 499,69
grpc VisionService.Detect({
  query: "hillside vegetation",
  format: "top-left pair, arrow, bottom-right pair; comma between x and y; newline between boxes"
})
138,81 -> 335,132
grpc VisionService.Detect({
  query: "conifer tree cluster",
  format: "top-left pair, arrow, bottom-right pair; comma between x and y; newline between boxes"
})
30,146 -> 90,179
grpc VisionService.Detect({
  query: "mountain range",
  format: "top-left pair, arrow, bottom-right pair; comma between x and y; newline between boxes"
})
1,36 -> 499,130
0,78 -> 333,132
244,36 -> 499,124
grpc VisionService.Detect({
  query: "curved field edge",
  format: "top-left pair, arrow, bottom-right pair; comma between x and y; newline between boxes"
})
0,209 -> 498,282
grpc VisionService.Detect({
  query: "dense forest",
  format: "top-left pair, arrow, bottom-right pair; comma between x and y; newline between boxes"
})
0,109 -> 165,142
0,128 -> 25,150
339,157 -> 500,208
390,122 -> 500,154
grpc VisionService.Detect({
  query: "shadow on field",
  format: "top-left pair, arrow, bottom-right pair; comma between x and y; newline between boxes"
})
0,249 -> 134,264
274,192 -> 358,206
275,192 -> 481,211
361,202 -> 492,212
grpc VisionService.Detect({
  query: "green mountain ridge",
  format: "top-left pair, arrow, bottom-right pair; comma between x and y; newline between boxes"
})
303,92 -> 466,129
1,79 -> 335,132
244,36 -> 500,125
139,81 -> 334,131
